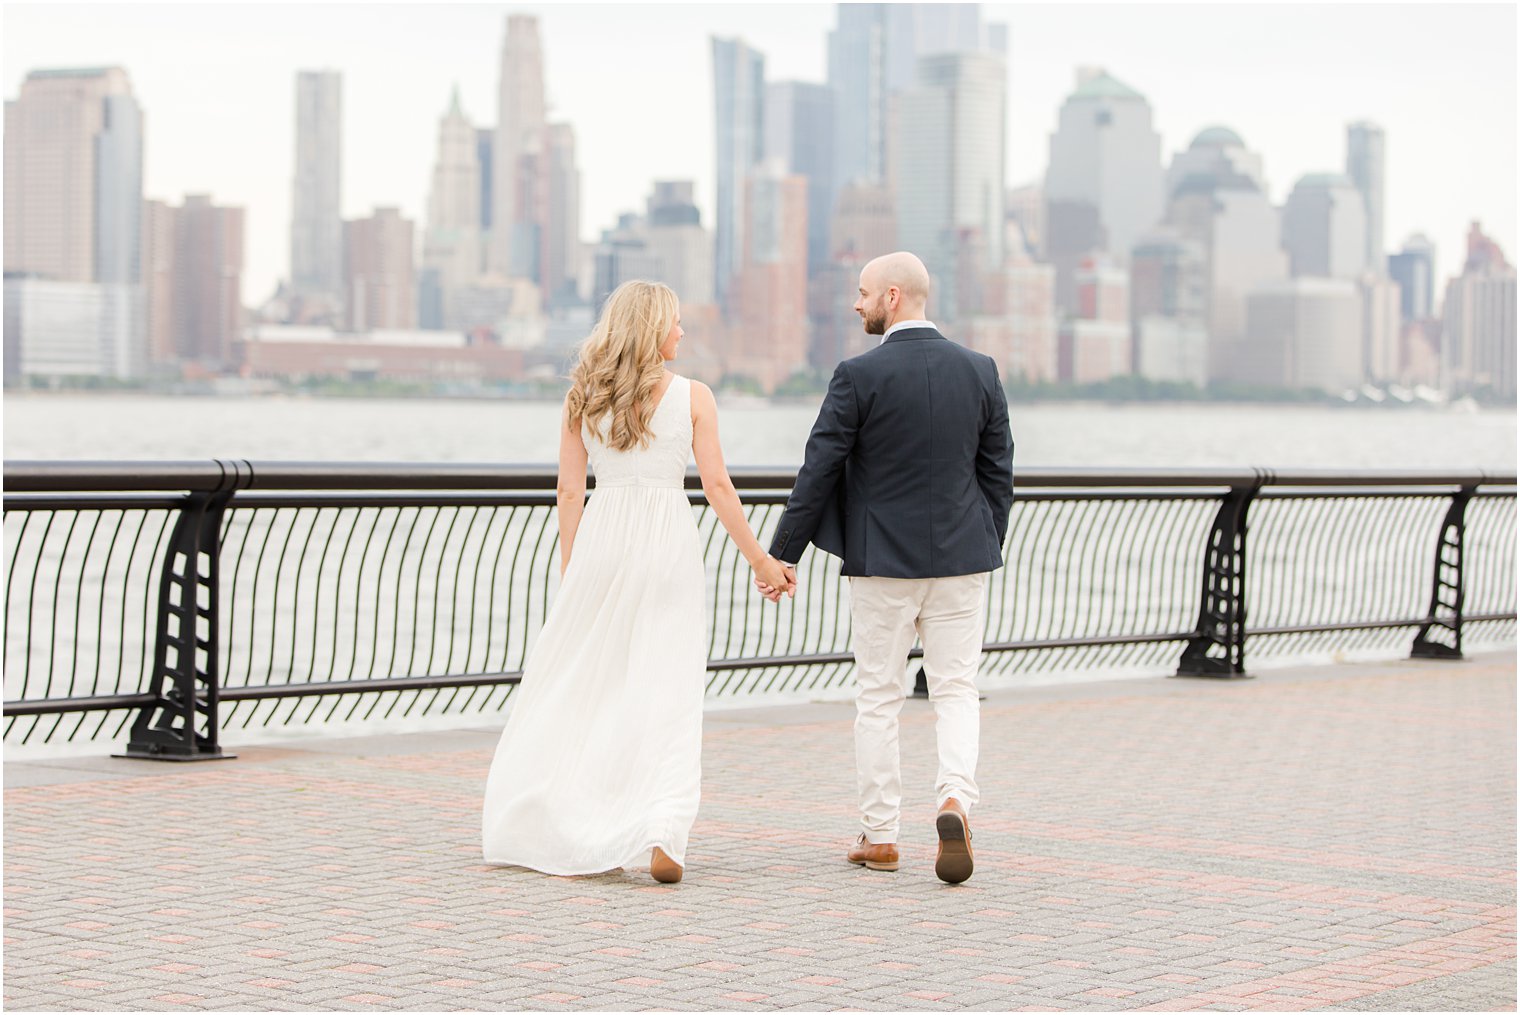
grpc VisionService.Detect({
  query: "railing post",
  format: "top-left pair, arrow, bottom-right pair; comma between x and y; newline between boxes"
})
1176,471 -> 1267,678
1411,485 -> 1476,660
117,460 -> 251,760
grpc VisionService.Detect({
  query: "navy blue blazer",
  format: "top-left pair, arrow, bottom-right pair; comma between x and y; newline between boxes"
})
769,326 -> 1014,578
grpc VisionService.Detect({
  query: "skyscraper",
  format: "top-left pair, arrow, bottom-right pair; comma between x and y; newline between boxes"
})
1044,68 -> 1164,313
423,87 -> 482,327
1360,273 -> 1401,383
1005,183 -> 1046,259
731,165 -> 809,390
1345,121 -> 1386,274
540,123 -> 581,307
765,81 -> 835,270
1243,279 -> 1364,392
492,15 -> 546,278
1205,187 -> 1289,375
1281,173 -> 1368,279
1442,222 -> 1516,400
591,213 -> 663,313
811,181 -> 898,366
883,5 -> 988,90
4,66 -> 142,284
180,194 -> 245,367
894,50 -> 1006,322
827,4 -> 888,190
143,195 -> 245,369
828,4 -> 1004,194
1130,228 -> 1208,385
1062,256 -> 1131,383
96,92 -> 144,286
646,181 -> 715,307
1160,126 -> 1287,380
830,181 -> 897,263
969,253 -> 1058,384
345,208 -> 416,332
476,127 -> 494,243
712,36 -> 766,310
487,16 -> 580,306
4,66 -> 146,380
141,199 -> 178,364
291,70 -> 342,302
1388,234 -> 1436,321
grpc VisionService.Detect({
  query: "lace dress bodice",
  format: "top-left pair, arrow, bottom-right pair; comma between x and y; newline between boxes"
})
582,375 -> 692,490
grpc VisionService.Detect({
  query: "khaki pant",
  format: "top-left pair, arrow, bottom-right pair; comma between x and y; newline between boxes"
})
847,572 -> 987,844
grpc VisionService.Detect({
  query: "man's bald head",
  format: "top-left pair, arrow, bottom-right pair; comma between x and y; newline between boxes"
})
854,251 -> 931,336
862,251 -> 931,305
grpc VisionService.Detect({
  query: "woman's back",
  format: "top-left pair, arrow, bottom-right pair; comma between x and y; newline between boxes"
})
582,375 -> 692,491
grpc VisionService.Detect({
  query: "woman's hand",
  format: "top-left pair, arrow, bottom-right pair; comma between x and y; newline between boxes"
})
751,555 -> 797,601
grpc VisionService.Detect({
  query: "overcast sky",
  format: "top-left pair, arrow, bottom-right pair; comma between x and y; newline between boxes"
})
4,2 -> 1515,305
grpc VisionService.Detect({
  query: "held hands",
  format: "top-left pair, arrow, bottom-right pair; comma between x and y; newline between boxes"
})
751,555 -> 798,603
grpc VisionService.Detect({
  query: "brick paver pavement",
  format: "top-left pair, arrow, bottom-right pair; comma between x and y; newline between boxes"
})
5,652 -> 1515,1011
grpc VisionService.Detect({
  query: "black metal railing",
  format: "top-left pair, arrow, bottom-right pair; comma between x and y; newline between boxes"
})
4,462 -> 1515,756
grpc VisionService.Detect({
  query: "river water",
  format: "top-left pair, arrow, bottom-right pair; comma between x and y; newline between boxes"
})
4,393 -> 1516,469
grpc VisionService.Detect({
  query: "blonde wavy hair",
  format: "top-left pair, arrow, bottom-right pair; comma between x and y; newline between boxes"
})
565,280 -> 678,451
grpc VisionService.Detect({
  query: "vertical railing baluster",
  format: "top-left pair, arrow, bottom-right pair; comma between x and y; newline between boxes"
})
1411,485 -> 1476,659
118,460 -> 252,760
1176,471 -> 1267,678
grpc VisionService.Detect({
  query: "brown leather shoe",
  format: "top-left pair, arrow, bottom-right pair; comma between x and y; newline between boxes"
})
846,834 -> 900,872
935,798 -> 974,884
650,847 -> 683,884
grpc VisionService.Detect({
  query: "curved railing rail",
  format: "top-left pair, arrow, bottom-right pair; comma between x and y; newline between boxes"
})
4,461 -> 1515,756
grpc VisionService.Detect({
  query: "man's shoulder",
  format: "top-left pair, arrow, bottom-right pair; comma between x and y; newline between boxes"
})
913,332 -> 1000,373
936,333 -> 1000,372
833,344 -> 888,376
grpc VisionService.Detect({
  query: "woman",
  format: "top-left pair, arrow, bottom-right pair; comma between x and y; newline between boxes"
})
481,280 -> 795,884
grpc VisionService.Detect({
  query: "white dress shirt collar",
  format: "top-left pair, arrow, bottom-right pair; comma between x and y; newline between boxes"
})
879,319 -> 936,346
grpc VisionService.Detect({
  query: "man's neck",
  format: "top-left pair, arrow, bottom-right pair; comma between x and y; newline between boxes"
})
887,317 -> 930,337
880,317 -> 935,345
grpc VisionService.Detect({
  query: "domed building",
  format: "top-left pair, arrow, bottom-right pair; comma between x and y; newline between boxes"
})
1165,125 -> 1266,200
1043,67 -> 1164,314
1191,125 -> 1244,147
1147,125 -> 1290,387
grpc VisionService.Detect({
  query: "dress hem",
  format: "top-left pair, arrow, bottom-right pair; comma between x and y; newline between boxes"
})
482,837 -> 685,877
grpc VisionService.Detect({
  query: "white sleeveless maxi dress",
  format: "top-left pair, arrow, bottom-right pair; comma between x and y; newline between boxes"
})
482,376 -> 706,873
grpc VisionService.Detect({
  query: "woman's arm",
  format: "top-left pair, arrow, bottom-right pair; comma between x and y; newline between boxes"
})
691,381 -> 795,596
556,403 -> 589,576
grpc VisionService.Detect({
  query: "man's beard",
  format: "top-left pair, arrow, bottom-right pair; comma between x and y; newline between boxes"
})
861,302 -> 888,335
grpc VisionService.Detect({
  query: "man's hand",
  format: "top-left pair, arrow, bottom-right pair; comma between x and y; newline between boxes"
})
752,557 -> 798,602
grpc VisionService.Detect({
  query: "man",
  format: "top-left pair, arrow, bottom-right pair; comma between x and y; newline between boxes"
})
758,251 -> 1014,884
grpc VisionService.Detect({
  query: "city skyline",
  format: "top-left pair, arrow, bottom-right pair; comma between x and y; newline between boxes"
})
4,3 -> 1514,306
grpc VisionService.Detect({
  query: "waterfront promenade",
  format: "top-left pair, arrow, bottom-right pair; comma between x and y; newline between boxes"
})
5,651 -> 1515,1012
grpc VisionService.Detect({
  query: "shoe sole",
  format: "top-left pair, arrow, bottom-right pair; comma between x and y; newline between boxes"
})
847,856 -> 900,872
935,811 -> 974,884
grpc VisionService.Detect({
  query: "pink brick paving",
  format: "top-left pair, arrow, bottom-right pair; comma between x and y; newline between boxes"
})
4,652 -> 1514,1011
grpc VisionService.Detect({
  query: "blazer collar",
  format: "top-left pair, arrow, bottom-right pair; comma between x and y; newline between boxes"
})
882,326 -> 944,344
